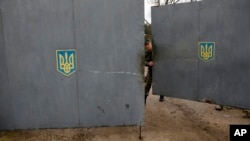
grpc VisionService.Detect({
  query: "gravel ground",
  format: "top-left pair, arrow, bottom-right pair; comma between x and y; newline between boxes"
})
1,93 -> 250,141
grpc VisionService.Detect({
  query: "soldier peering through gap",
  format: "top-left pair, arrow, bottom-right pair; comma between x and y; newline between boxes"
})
144,39 -> 164,104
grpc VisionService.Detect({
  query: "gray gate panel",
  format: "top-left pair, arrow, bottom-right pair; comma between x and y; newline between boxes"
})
153,60 -> 198,100
0,0 -> 144,130
74,0 -> 144,127
199,0 -> 250,108
0,0 -> 79,130
0,9 -> 10,129
152,0 -> 250,109
152,3 -> 200,100
198,0 -> 226,104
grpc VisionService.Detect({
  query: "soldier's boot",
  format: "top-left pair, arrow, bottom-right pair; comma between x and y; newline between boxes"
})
145,95 -> 148,105
159,95 -> 164,102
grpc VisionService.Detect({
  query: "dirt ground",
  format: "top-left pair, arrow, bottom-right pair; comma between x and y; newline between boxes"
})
0,93 -> 250,141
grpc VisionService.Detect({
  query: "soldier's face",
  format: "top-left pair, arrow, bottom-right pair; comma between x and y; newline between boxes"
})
145,43 -> 152,51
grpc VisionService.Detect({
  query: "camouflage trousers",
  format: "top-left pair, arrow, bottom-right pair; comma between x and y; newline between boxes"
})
145,72 -> 152,104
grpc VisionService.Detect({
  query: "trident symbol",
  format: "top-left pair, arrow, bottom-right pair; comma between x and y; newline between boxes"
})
201,44 -> 213,61
59,52 -> 74,74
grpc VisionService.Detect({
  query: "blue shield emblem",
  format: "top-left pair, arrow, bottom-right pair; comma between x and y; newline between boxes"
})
198,42 -> 215,62
56,49 -> 77,76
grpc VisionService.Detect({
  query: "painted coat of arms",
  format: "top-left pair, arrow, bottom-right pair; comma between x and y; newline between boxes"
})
56,49 -> 77,76
198,42 -> 215,62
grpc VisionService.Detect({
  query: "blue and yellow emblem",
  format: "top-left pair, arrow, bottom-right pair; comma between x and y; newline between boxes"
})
56,49 -> 77,76
198,42 -> 215,62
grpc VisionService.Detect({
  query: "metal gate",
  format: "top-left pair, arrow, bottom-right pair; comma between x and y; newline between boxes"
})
152,0 -> 250,109
0,0 -> 144,130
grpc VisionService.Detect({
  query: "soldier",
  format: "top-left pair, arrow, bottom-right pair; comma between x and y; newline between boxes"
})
144,39 -> 164,104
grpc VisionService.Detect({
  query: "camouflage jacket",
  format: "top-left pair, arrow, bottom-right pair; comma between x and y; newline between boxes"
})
145,50 -> 153,76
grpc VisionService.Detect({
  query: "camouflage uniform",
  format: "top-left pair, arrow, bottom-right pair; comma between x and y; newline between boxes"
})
144,47 -> 164,104
145,50 -> 153,104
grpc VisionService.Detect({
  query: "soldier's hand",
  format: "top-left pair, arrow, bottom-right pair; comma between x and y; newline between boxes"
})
148,61 -> 154,66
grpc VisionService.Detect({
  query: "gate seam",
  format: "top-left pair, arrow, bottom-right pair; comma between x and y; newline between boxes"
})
0,7 -> 10,93
72,0 -> 81,126
197,2 -> 201,101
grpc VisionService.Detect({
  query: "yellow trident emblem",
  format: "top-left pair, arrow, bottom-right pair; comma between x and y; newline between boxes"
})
198,42 -> 215,62
56,50 -> 77,76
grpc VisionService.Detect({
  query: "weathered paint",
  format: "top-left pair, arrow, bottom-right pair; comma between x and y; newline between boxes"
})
152,0 -> 250,109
